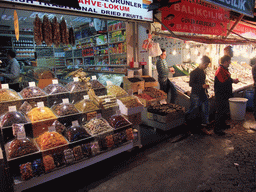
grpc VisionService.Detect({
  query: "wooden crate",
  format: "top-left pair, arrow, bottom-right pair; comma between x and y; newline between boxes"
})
123,76 -> 144,93
141,76 -> 158,88
135,95 -> 157,107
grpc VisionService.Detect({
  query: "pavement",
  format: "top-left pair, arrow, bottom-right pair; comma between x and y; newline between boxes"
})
3,111 -> 256,192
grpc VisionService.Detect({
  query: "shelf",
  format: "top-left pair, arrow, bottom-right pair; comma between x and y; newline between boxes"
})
109,53 -> 126,56
108,28 -> 126,33
95,43 -> 108,46
108,40 -> 126,45
94,54 -> 108,57
84,70 -> 126,74
84,65 -> 127,67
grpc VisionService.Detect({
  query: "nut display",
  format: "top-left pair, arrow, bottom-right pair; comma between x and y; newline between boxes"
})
144,87 -> 167,99
81,143 -> 92,157
83,118 -> 114,135
53,152 -> 65,167
147,103 -> 185,116
90,80 -> 105,89
32,159 -> 44,176
27,107 -> 56,122
64,125 -> 90,142
107,115 -> 130,128
0,111 -> 29,128
142,76 -> 156,82
43,155 -> 55,172
106,85 -> 127,97
128,77 -> 143,82
98,95 -> 118,109
74,99 -> 99,112
52,120 -> 66,134
0,89 -> 22,102
51,103 -> 79,117
7,138 -> 39,159
126,128 -> 134,140
119,96 -> 142,108
43,84 -> 68,95
20,162 -> 33,181
73,145 -> 83,161
36,131 -> 68,150
113,131 -> 127,146
65,81 -> 88,92
63,148 -> 75,164
20,87 -> 47,99
136,93 -> 154,101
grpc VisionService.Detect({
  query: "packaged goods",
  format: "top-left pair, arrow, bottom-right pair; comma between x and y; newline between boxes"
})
63,148 -> 75,164
65,81 -> 87,92
43,155 -> 55,172
20,162 -> 33,181
32,159 -> 44,176
107,115 -> 130,128
73,145 -> 83,161
98,134 -> 114,149
27,107 -> 56,122
126,128 -> 134,140
43,84 -> 68,95
51,103 -> 79,117
60,18 -> 69,46
64,125 -> 90,142
52,16 -> 61,47
74,99 -> 99,112
0,111 -> 29,128
36,131 -> 68,150
106,85 -> 127,97
90,141 -> 100,155
43,15 -> 53,46
81,143 -> 92,158
0,89 -> 22,102
98,95 -> 118,109
34,14 -> 43,45
113,131 -> 127,146
83,118 -> 113,135
20,87 -> 47,99
119,96 -> 142,108
52,120 -> 66,134
7,138 -> 39,159
53,152 -> 65,167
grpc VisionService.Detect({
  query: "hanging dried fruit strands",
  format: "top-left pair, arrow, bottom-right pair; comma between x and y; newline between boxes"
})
69,27 -> 75,46
60,17 -> 69,46
43,15 -> 53,47
52,16 -> 61,47
33,14 -> 43,46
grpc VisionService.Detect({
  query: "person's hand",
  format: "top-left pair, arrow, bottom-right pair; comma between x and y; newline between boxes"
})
169,67 -> 175,74
233,78 -> 239,84
202,84 -> 209,89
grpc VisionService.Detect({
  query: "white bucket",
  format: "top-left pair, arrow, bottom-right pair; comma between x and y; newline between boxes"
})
229,97 -> 248,120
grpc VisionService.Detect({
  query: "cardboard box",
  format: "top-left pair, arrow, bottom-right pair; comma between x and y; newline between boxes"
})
117,96 -> 144,116
142,76 -> 158,88
123,76 -> 144,93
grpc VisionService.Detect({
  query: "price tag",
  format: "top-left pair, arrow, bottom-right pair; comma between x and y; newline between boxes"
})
105,98 -> 111,103
92,75 -> 97,80
160,99 -> 167,105
96,113 -> 102,119
106,81 -> 113,86
72,120 -> 79,127
29,82 -> 36,87
62,98 -> 69,104
138,89 -> 143,95
1,84 -> 9,89
8,106 -> 17,112
17,131 -> 26,140
37,102 -> 45,108
83,95 -> 89,100
127,70 -> 134,78
48,125 -> 56,132
73,77 -> 79,82
52,79 -> 58,84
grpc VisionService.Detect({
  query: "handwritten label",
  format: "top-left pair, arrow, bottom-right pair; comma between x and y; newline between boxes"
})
48,125 -> 56,132
8,106 -> 17,112
62,98 -> 69,104
83,95 -> 89,100
92,75 -> 97,80
72,120 -> 79,127
29,82 -> 36,87
52,79 -> 58,84
73,77 -> 79,82
1,84 -> 9,89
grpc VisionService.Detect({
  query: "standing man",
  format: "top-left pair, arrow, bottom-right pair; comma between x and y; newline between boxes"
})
224,45 -> 233,57
214,55 -> 239,135
250,58 -> 256,129
156,48 -> 177,103
0,50 -> 20,83
186,55 -> 212,135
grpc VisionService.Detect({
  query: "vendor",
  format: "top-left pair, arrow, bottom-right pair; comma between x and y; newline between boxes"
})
0,50 -> 20,83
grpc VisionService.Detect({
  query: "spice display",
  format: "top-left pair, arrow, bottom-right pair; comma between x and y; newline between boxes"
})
81,143 -> 92,158
32,159 -> 44,176
43,15 -> 53,46
83,118 -> 114,135
27,107 -> 56,122
36,131 -> 68,150
0,89 -> 21,102
60,18 -> 69,45
98,95 -> 118,109
53,152 -> 65,167
20,162 -> 33,181
64,125 -> 90,142
52,16 -> 61,47
126,128 -> 134,140
136,93 -> 154,101
74,99 -> 99,112
106,85 -> 127,97
7,138 -> 39,159
63,148 -> 75,164
144,87 -> 167,99
90,80 -> 105,89
51,103 -> 79,117
119,96 -> 142,108
142,76 -> 156,82
113,131 -> 127,146
43,84 -> 68,95
20,87 -> 47,99
52,120 -> 66,134
147,103 -> 185,116
33,14 -> 43,45
43,155 -> 55,172
65,81 -> 87,92
128,77 -> 143,82
69,27 -> 75,46
0,111 -> 29,128
107,115 -> 130,128
73,145 -> 83,161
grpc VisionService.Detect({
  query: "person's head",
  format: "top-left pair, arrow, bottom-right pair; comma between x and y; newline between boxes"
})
160,48 -> 166,60
200,55 -> 211,70
224,46 -> 233,57
7,50 -> 16,59
220,55 -> 231,68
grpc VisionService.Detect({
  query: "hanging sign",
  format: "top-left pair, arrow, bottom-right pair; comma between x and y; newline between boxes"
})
2,0 -> 153,22
203,0 -> 255,17
14,10 -> 19,41
161,0 -> 230,36
230,21 -> 256,36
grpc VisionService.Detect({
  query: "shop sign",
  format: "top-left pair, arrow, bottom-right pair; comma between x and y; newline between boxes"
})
1,0 -> 153,22
231,21 -> 256,36
161,0 -> 230,36
204,0 -> 255,17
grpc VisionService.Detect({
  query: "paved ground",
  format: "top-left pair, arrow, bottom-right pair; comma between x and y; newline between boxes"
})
3,111 -> 256,192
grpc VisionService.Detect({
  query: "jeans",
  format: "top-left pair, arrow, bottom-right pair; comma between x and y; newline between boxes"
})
186,93 -> 209,125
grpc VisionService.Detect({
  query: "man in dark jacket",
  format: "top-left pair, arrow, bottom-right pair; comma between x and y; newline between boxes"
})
186,55 -> 212,135
214,55 -> 239,135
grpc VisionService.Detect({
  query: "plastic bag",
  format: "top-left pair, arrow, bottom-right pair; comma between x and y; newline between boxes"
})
0,111 -> 29,128
27,107 -> 56,122
20,86 -> 47,98
51,103 -> 79,117
43,83 -> 68,95
0,88 -> 22,102
149,42 -> 162,57
63,125 -> 90,142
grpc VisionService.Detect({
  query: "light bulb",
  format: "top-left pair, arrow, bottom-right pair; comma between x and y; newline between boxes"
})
173,49 -> 177,55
